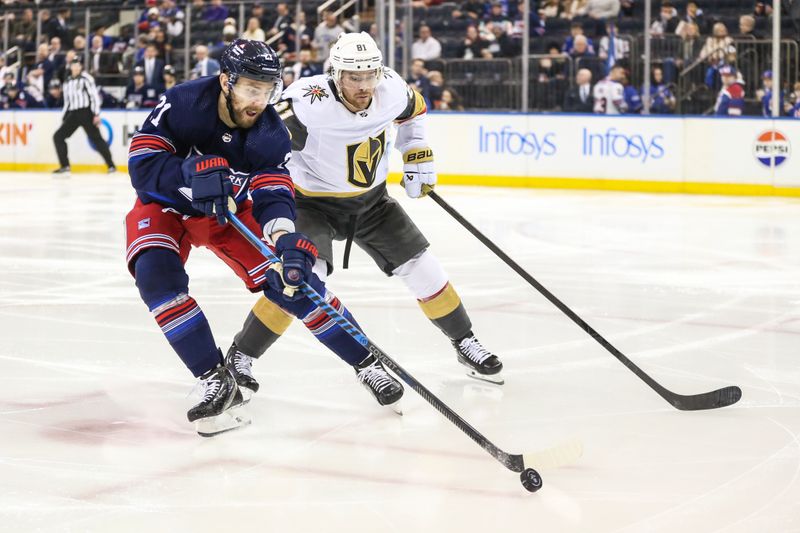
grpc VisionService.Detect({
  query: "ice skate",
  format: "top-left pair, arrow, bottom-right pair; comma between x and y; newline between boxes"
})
188,365 -> 250,437
225,343 -> 258,403
354,354 -> 404,414
453,335 -> 504,385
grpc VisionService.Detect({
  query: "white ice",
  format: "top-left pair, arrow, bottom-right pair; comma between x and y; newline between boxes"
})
1,173 -> 799,532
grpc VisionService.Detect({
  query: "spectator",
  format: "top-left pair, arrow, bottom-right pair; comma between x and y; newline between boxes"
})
427,70 -> 445,105
562,0 -> 588,19
282,69 -> 296,88
714,65 -> 744,116
676,2 -> 707,35
32,44 -> 55,91
620,69 -> 642,113
48,37 -> 66,78
562,22 -> 596,55
704,46 -> 737,90
458,25 -> 490,59
577,0 -> 621,19
757,70 -> 784,116
599,22 -> 629,62
190,44 -> 221,79
243,17 -> 266,42
412,25 -> 443,61
650,2 -> 680,35
73,35 -> 87,57
23,70 -> 46,108
485,1 -> 512,24
291,49 -> 322,80
620,0 -> 635,17
753,0 -> 773,18
166,10 -> 186,42
313,11 -> 344,61
45,79 -> 63,108
485,22 -> 517,57
268,3 -> 293,39
569,35 -> 596,60
646,66 -> 676,113
538,43 -> 567,81
162,64 -> 178,92
738,15 -> 763,39
700,23 -> 734,64
407,58 -> 433,104
46,8 -> 71,45
1,83 -> 27,109
563,68 -> 594,111
677,22 -> 702,67
789,83 -> 800,117
203,0 -> 229,22
89,35 -> 105,76
593,64 -> 627,113
437,88 -> 464,110
136,43 -> 165,92
251,3 -> 272,30
125,66 -> 159,109
11,8 -> 36,46
539,0 -> 562,18
453,0 -> 486,20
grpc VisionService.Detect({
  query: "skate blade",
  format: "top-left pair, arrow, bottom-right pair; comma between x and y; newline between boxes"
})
387,399 -> 403,416
465,368 -> 505,385
239,387 -> 254,406
195,406 -> 252,437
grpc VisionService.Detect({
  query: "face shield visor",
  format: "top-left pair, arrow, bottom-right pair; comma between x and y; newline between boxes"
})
337,69 -> 381,93
230,76 -> 283,107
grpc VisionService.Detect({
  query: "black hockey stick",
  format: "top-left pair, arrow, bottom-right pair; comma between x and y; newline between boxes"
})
427,190 -> 741,411
228,212 -> 582,492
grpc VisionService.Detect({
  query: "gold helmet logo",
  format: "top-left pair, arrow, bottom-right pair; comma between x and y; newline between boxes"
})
346,130 -> 386,188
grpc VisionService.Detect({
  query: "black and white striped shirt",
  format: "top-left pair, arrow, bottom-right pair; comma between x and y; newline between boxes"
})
62,72 -> 101,115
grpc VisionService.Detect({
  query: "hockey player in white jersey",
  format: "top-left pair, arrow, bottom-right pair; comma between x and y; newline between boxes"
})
593,65 -> 627,114
227,32 -> 505,411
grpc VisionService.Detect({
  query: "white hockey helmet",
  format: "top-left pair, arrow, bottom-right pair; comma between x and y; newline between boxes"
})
328,32 -> 383,88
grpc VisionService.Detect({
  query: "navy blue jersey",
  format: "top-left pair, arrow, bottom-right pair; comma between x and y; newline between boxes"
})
128,76 -> 294,229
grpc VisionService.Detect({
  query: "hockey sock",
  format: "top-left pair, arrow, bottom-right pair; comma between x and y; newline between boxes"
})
418,282 -> 473,341
302,291 -> 369,366
134,249 -> 221,377
234,296 -> 294,357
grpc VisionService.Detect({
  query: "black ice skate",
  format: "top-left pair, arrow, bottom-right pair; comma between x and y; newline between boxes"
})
225,343 -> 258,402
453,334 -> 504,385
188,364 -> 250,437
354,354 -> 404,414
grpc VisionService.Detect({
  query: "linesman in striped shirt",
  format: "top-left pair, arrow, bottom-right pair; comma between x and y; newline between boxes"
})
52,56 -> 116,174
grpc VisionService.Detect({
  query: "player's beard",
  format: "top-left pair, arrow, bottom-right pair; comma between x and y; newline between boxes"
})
228,91 -> 266,129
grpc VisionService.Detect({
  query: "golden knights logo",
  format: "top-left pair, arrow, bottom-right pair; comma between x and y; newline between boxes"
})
302,84 -> 329,104
346,130 -> 386,188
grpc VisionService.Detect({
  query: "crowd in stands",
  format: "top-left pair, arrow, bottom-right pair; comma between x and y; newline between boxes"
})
0,0 -> 799,116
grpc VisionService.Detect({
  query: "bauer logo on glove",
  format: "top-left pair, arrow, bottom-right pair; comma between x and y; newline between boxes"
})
401,147 -> 436,199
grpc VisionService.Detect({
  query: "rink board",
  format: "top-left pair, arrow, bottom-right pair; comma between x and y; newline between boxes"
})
0,109 -> 798,195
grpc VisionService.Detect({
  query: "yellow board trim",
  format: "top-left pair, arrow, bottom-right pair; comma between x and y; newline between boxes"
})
0,163 -> 128,173
418,283 -> 462,320
252,296 -> 294,334
387,172 -> 800,197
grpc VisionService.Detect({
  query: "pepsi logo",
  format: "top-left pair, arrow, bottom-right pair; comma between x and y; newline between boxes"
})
753,130 -> 791,168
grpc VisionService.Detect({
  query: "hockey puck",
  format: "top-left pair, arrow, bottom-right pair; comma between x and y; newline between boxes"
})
520,468 -> 542,493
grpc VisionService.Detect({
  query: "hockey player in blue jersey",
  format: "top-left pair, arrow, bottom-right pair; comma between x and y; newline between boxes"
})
124,39 -> 402,436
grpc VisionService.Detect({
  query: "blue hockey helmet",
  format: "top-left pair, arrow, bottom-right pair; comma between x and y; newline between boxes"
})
220,39 -> 282,104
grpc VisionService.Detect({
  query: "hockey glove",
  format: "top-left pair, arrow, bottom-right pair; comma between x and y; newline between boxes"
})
181,155 -> 234,225
265,232 -> 319,300
401,147 -> 436,199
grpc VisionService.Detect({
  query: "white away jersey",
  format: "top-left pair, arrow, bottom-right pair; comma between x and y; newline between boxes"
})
275,68 -> 428,197
593,78 -> 626,114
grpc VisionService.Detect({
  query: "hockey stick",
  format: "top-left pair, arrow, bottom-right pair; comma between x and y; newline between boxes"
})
228,212 -> 582,491
427,190 -> 742,411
